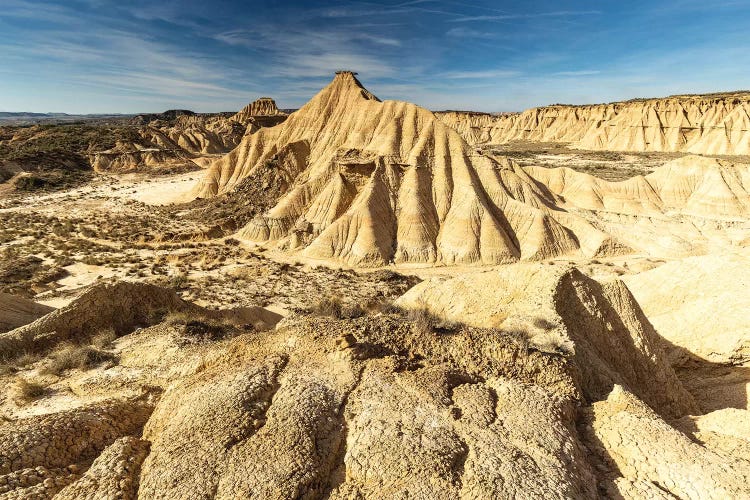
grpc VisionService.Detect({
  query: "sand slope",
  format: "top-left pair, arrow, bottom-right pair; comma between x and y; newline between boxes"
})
624,252 -> 750,364
0,293 -> 54,333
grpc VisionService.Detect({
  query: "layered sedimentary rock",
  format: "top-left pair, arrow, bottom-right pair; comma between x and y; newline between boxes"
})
525,155 -> 750,219
232,97 -> 284,123
143,115 -> 247,155
437,93 -> 750,155
195,72 -> 625,266
91,98 -> 288,172
396,263 -> 697,418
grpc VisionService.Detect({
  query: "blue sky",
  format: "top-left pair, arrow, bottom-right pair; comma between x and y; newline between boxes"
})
1,0 -> 749,113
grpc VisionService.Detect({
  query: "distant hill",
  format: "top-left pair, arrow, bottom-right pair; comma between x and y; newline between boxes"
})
0,112 -> 132,126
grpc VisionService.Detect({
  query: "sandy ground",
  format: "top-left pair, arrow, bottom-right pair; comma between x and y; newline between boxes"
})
106,171 -> 199,205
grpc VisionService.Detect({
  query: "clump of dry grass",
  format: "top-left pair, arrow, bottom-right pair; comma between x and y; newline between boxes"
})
14,377 -> 47,402
0,350 -> 43,375
363,298 -> 396,315
40,343 -> 117,376
0,362 -> 16,377
312,295 -> 344,319
313,295 -> 378,319
165,311 -> 235,343
530,331 -> 574,356
407,304 -> 436,336
91,328 -> 117,348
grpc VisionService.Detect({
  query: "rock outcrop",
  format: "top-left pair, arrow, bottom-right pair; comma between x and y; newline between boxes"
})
91,99 -> 288,172
437,92 -> 750,155
194,72 -> 625,266
232,97 -> 284,123
0,397 -> 153,498
587,386 -> 750,499
0,281 -> 195,359
396,263 -> 697,418
0,293 -> 54,333
525,155 -> 750,219
624,252 -> 750,365
1,266 -> 748,498
136,310 -> 599,499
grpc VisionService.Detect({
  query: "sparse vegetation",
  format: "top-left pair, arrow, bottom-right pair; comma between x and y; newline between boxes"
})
312,295 -> 344,318
165,312 -> 239,343
530,331 -> 575,356
91,328 -> 118,348
13,377 -> 47,402
40,343 -> 118,376
407,304 -> 436,336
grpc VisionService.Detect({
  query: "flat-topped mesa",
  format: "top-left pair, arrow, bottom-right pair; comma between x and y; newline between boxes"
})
193,72 -> 626,266
232,97 -> 284,123
437,92 -> 750,155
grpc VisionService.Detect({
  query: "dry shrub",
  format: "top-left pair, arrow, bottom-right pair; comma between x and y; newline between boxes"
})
530,331 -> 574,356
502,327 -> 531,349
91,328 -> 118,348
13,351 -> 42,368
14,377 -> 47,402
407,304 -> 435,336
363,298 -> 396,315
165,312 -> 233,343
40,343 -> 117,376
311,295 -> 387,319
169,273 -> 188,290
0,362 -> 15,377
532,318 -> 556,330
312,295 -> 344,319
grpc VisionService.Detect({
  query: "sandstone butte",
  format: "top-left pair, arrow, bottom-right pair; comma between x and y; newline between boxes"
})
193,72 -> 750,267
436,92 -> 750,155
194,71 -> 629,266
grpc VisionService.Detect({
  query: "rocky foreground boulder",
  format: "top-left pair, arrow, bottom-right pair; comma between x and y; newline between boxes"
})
1,266 -> 748,498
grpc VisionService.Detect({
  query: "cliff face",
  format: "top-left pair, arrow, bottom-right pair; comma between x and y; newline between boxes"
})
436,93 -> 750,155
232,97 -> 285,124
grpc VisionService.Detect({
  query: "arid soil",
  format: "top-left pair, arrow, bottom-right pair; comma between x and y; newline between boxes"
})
1,74 -> 750,499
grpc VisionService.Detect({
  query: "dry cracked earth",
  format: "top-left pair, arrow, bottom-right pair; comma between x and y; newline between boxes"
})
1,74 -> 750,499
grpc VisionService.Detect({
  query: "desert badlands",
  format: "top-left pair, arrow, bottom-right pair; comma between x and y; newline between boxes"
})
1,71 -> 750,500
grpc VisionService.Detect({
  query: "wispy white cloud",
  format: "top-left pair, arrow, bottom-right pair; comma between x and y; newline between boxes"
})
212,25 -> 403,79
125,2 -> 201,28
440,69 -> 520,79
450,10 -> 602,22
551,70 -> 601,77
0,0 -> 82,24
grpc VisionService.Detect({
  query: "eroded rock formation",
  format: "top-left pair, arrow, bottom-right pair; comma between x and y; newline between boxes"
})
524,155 -> 750,219
437,93 -> 750,155
1,267 -> 747,498
91,98 -> 288,172
194,72 -> 626,266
